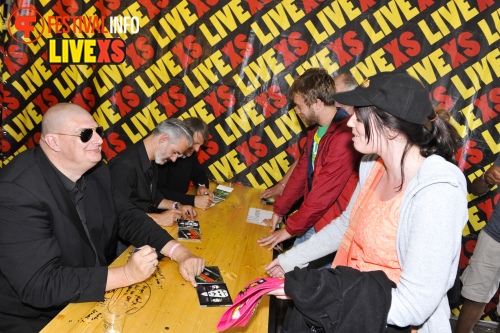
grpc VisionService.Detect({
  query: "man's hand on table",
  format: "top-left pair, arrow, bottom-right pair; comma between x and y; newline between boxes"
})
173,246 -> 205,287
124,245 -> 158,283
197,185 -> 215,200
179,204 -> 197,219
194,194 -> 213,210
148,210 -> 182,226
257,228 -> 292,251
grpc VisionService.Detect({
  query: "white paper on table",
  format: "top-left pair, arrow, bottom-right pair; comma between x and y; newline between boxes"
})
246,208 -> 273,226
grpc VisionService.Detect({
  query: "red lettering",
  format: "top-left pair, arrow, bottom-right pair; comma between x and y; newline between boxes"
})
63,0 -> 79,14
490,88 -> 500,112
172,35 -> 202,69
1,137 -> 11,153
268,85 -> 287,108
3,91 -> 20,112
234,34 -> 253,57
442,39 -> 468,69
328,37 -> 353,66
254,92 -> 277,118
126,37 -> 154,67
137,0 -> 160,18
169,86 -> 187,107
204,91 -> 227,117
359,0 -> 377,11
456,140 -> 483,171
477,0 -> 495,12
51,1 -> 67,16
97,39 -> 111,63
458,32 -> 480,57
245,0 -> 272,15
94,0 -> 112,16
432,86 -> 455,110
383,32 -> 420,69
236,141 -> 259,167
72,87 -> 96,111
399,31 -> 420,56
248,135 -> 267,158
156,92 -> 179,117
103,132 -> 127,160
274,39 -> 298,67
222,34 -> 253,69
417,0 -> 435,12
475,93 -> 500,123
287,32 -> 308,56
300,0 -> 323,14
42,88 -> 59,106
105,0 -> 120,11
188,0 -> 218,17
217,85 -> 236,108
222,40 -> 243,68
111,86 -> 139,117
383,38 -> 409,68
4,45 -> 28,75
197,135 -> 219,163
477,199 -> 495,221
32,88 -> 58,113
156,86 -> 186,117
135,36 -> 154,59
111,39 -> 126,63
255,85 -> 287,118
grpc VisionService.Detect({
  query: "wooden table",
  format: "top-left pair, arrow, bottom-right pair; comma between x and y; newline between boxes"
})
41,183 -> 275,333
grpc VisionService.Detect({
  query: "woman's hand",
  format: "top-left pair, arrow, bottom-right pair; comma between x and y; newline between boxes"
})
257,228 -> 291,251
265,258 -> 286,278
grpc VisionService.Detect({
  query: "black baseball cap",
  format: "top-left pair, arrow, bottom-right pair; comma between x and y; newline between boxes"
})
332,72 -> 433,125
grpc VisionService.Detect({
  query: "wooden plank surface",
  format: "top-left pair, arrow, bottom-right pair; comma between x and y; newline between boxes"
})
41,183 -> 274,333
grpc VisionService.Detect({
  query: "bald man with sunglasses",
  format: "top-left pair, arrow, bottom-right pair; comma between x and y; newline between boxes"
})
0,103 -> 205,333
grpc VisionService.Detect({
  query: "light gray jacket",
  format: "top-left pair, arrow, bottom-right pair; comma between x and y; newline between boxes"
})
278,154 -> 467,333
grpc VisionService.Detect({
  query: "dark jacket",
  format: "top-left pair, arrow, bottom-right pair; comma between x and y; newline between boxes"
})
157,154 -> 209,206
0,148 -> 173,332
284,266 -> 395,333
274,114 -> 361,235
108,142 -> 164,212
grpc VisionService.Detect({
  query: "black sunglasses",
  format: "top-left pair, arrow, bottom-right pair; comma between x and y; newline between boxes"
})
55,126 -> 104,143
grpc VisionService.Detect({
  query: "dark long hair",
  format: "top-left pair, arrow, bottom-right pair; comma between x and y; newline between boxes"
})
356,106 -> 460,190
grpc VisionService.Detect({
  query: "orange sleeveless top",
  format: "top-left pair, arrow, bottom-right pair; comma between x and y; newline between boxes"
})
333,158 -> 404,283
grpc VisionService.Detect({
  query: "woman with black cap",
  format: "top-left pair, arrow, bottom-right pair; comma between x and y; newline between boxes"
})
265,72 -> 467,333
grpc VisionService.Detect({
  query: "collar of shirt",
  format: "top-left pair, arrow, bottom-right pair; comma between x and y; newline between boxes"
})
46,160 -> 86,204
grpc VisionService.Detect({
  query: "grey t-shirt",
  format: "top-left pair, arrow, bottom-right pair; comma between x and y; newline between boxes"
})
482,154 -> 500,242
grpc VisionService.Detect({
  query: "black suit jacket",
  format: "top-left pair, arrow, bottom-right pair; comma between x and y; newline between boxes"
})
0,148 -> 173,332
108,142 -> 164,212
157,154 -> 209,205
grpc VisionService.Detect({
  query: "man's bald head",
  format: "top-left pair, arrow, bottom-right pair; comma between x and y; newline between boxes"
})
40,103 -> 103,181
42,103 -> 89,136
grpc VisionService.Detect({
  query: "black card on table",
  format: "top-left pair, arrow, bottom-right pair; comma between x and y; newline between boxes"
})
196,283 -> 233,307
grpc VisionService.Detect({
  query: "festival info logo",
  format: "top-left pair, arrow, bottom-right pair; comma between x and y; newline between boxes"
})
8,6 -> 45,44
8,7 -> 139,64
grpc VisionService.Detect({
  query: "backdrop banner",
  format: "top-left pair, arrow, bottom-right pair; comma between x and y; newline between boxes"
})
1,0 -> 500,319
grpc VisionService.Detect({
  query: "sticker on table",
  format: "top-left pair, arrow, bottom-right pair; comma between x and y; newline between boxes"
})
246,208 -> 273,226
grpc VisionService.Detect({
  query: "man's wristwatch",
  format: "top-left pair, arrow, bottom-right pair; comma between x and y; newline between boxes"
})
172,202 -> 179,210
